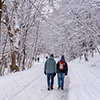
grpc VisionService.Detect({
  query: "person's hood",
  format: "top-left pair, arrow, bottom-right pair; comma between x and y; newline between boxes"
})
60,55 -> 65,62
48,56 -> 54,60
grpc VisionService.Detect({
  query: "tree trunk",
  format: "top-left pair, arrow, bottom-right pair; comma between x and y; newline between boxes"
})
0,0 -> 6,76
33,21 -> 39,56
0,0 -> 2,76
22,48 -> 25,71
84,53 -> 88,62
10,52 -> 19,72
0,0 -> 2,44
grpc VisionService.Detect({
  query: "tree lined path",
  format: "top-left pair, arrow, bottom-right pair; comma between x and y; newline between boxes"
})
0,54 -> 100,100
0,61 -> 69,100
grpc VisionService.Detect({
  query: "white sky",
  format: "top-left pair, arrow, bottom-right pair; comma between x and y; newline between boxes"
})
0,52 -> 100,100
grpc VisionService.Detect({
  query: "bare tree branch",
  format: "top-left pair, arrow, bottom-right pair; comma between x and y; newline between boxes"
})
2,0 -> 6,5
29,0 -> 47,22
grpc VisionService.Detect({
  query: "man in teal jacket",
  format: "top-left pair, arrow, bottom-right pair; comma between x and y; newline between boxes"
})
44,54 -> 56,90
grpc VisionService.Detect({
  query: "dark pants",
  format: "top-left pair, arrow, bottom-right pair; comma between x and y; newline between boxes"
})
47,73 -> 54,88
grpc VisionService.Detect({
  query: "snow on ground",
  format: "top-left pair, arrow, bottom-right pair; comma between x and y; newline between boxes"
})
0,53 -> 100,100
68,52 -> 100,100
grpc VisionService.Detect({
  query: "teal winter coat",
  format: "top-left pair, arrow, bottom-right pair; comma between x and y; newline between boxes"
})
44,57 -> 56,73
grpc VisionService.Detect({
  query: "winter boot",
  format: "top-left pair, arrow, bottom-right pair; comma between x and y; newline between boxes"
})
58,86 -> 60,90
48,86 -> 50,91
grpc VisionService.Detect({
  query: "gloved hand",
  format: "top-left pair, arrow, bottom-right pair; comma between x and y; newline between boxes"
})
65,73 -> 67,76
54,72 -> 56,77
44,71 -> 46,75
65,71 -> 68,76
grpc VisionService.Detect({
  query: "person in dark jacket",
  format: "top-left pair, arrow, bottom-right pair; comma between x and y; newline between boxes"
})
46,56 -> 48,59
44,54 -> 56,90
57,55 -> 68,90
37,57 -> 40,62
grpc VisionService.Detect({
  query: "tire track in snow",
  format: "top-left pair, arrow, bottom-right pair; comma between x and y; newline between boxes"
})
10,74 -> 43,100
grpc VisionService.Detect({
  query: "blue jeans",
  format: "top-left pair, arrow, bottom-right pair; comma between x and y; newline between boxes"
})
47,73 -> 54,88
57,73 -> 65,89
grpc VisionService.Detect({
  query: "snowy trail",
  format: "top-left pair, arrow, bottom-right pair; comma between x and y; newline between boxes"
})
10,74 -> 43,100
0,53 -> 100,100
0,61 -> 69,100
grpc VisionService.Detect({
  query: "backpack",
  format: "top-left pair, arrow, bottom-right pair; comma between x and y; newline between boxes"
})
59,61 -> 65,70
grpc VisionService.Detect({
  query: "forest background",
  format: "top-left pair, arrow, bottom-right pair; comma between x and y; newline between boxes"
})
0,0 -> 100,76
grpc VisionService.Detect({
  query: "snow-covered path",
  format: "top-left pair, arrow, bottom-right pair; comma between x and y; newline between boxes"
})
0,61 -> 69,100
0,53 -> 100,100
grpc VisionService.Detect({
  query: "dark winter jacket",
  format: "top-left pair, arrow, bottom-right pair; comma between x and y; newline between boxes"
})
57,55 -> 68,74
44,56 -> 56,73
